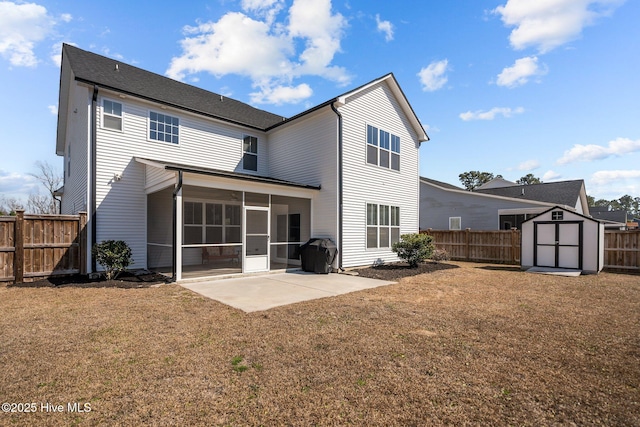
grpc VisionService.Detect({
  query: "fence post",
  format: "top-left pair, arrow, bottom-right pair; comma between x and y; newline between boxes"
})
14,210 -> 24,283
465,228 -> 471,261
79,212 -> 87,275
511,228 -> 518,264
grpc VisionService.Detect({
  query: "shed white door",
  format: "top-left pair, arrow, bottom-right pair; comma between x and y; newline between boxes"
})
534,222 -> 582,269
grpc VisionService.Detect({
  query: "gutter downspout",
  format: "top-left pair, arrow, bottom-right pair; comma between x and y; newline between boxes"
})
90,85 -> 99,273
330,102 -> 344,271
172,170 -> 183,282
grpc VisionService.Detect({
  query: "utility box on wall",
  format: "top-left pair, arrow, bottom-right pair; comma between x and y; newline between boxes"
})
521,206 -> 604,274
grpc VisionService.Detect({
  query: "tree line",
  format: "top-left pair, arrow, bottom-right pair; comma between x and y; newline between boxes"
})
0,161 -> 62,215
458,171 -> 639,216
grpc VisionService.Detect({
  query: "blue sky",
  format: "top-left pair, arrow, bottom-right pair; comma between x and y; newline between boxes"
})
1,0 -> 639,204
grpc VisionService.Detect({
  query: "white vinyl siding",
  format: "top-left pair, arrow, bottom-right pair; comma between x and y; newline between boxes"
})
268,109 -> 339,244
60,81 -> 90,215
93,91 -> 269,270
340,82 -> 420,267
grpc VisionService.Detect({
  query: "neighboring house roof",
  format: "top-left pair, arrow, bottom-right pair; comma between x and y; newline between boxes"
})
475,180 -> 586,210
589,207 -> 628,223
476,177 -> 517,190
420,177 -> 464,191
420,176 -> 560,208
59,44 -> 428,143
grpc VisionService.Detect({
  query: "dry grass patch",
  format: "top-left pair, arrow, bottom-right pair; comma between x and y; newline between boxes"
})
1,262 -> 639,426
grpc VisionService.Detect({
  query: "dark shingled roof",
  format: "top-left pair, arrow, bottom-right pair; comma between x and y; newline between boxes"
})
420,177 -> 464,191
63,44 -> 285,130
475,180 -> 584,207
589,207 -> 628,223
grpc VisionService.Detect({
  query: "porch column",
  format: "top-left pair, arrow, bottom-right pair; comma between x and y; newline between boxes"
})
175,186 -> 183,281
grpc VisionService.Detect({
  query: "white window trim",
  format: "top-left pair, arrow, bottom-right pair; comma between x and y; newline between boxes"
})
148,109 -> 180,145
242,134 -> 258,172
101,97 -> 123,132
366,203 -> 401,249
366,124 -> 401,172
449,217 -> 462,230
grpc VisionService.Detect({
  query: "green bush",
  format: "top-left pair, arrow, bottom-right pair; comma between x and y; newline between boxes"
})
92,240 -> 133,280
392,233 -> 434,268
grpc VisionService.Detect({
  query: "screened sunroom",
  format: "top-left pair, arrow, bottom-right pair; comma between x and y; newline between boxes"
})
142,160 -> 318,281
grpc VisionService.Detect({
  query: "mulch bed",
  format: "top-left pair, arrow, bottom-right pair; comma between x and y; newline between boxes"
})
8,271 -> 170,289
353,261 -> 459,281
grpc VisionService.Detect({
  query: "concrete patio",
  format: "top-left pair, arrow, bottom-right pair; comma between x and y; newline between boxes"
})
179,271 -> 396,312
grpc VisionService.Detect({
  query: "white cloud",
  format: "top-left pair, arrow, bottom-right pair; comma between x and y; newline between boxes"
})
0,1 -> 55,67
496,56 -> 547,88
0,170 -> 38,199
542,170 -> 562,181
375,14 -> 394,41
493,0 -> 625,53
417,59 -> 449,92
518,159 -> 540,170
591,170 -> 640,185
241,0 -> 284,24
459,106 -> 524,121
250,83 -> 312,105
48,104 -> 58,115
557,137 -> 640,164
166,0 -> 349,105
589,170 -> 640,198
60,13 -> 72,23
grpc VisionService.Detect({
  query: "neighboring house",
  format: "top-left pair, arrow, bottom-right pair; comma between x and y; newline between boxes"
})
589,207 -> 630,230
420,177 -> 590,231
56,44 -> 428,280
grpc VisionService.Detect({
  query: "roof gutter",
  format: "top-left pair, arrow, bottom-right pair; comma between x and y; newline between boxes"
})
331,102 -> 344,272
75,78 -> 270,132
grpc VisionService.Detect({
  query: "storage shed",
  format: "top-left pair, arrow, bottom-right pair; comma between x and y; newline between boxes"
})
521,206 -> 604,274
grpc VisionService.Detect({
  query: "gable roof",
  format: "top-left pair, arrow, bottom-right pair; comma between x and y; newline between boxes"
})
475,180 -> 585,208
59,44 -> 427,143
476,177 -> 517,190
61,44 -> 285,130
420,177 -> 464,191
522,205 -> 601,224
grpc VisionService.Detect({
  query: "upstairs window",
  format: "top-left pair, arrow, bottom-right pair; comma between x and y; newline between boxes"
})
103,99 -> 122,131
367,125 -> 400,171
243,135 -> 258,171
150,111 -> 179,144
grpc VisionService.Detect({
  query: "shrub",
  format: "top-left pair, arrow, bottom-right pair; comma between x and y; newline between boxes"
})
430,248 -> 450,263
92,240 -> 133,280
392,233 -> 434,268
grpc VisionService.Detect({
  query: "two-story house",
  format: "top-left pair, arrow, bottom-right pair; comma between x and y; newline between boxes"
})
56,44 -> 428,281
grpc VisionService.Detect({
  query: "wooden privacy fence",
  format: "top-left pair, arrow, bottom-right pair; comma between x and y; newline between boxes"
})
421,228 -> 639,271
422,228 -> 521,264
604,230 -> 640,272
0,210 -> 87,284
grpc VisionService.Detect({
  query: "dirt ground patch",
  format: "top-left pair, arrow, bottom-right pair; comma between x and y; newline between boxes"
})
1,262 -> 638,426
